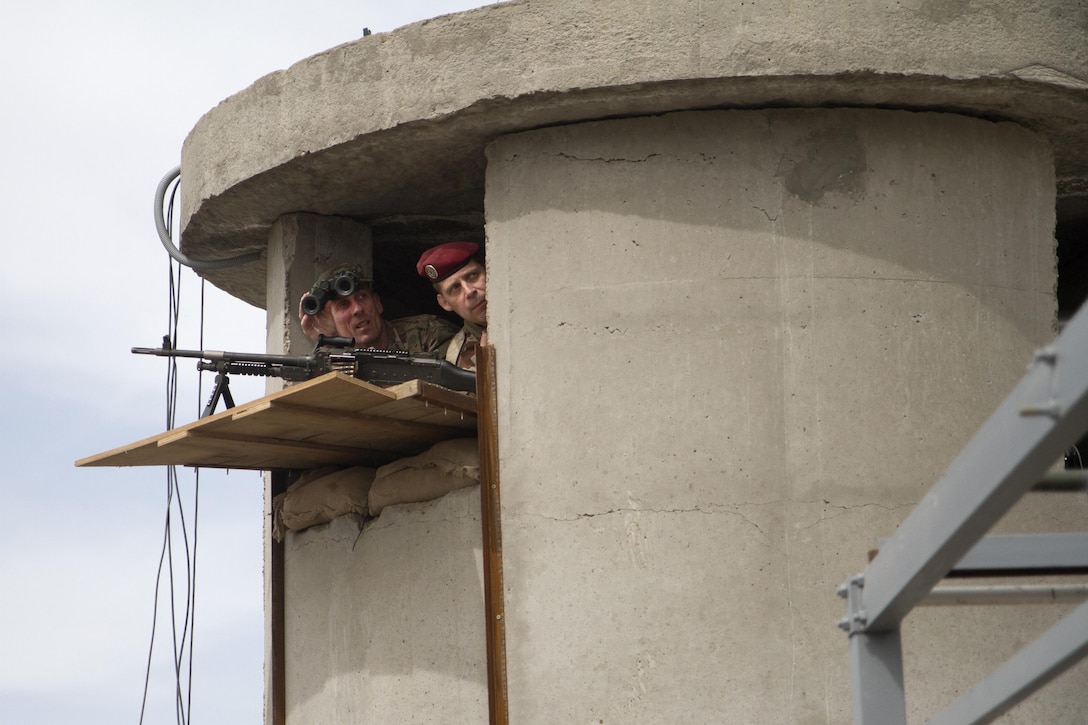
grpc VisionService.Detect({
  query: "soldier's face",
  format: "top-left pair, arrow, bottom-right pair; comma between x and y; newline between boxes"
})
330,288 -> 385,347
436,260 -> 486,326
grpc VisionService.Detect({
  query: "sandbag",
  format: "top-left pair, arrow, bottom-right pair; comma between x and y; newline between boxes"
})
272,465 -> 376,540
368,438 -> 480,515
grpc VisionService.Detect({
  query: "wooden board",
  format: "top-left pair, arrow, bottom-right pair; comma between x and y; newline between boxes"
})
76,372 -> 477,470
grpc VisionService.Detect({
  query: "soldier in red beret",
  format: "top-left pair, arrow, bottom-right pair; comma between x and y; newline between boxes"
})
298,263 -> 457,354
416,242 -> 487,371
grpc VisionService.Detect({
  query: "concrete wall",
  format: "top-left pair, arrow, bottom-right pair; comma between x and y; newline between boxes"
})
176,2 -> 1088,722
283,488 -> 488,723
178,0 -> 1088,307
263,213 -> 376,721
484,108 -> 1084,722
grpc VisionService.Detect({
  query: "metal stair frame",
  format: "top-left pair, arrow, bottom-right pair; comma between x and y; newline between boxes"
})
839,304 -> 1088,725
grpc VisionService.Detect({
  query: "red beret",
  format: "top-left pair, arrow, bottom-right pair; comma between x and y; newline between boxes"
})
416,241 -> 480,282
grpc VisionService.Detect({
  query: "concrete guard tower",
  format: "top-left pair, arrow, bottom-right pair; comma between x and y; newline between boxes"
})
176,1 -> 1088,722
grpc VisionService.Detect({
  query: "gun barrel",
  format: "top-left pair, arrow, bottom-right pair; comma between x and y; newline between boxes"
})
132,346 -> 208,359
132,346 -> 318,369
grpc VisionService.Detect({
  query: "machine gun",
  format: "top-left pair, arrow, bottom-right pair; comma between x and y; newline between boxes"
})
133,335 -> 477,418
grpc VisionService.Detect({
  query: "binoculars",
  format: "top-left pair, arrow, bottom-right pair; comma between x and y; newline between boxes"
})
301,269 -> 367,316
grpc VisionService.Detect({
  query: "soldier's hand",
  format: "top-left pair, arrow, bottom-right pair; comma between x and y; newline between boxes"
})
298,294 -> 337,341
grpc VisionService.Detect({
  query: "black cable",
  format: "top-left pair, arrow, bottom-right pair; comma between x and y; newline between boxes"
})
185,281 -> 208,723
167,466 -> 187,725
138,471 -> 174,725
170,293 -> 197,725
139,190 -> 204,725
167,175 -> 195,725
164,216 -> 188,725
139,257 -> 183,725
187,472 -> 200,723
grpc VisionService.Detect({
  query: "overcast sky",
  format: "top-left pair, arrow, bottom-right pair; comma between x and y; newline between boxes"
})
0,2 -> 497,723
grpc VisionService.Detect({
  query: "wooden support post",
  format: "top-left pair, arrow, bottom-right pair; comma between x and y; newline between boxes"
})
477,345 -> 508,724
270,470 -> 288,725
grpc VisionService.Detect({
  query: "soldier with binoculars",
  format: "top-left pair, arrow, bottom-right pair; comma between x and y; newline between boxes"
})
298,264 -> 457,355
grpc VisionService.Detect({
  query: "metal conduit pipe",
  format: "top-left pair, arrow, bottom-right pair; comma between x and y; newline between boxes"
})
1034,470 -> 1088,492
920,584 -> 1088,607
154,166 -> 261,271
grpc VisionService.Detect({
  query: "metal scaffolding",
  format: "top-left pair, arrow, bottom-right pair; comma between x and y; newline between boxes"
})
838,305 -> 1088,724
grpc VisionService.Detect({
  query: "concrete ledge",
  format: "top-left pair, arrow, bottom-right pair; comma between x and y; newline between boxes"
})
180,0 -> 1088,305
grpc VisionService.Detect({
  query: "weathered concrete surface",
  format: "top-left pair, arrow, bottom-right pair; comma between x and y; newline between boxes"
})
283,488 -> 487,723
485,108 -> 1086,722
192,2 -> 1088,722
179,0 -> 1088,306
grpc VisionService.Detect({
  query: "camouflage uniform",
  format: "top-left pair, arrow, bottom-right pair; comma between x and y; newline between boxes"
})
386,314 -> 459,356
444,321 -> 486,372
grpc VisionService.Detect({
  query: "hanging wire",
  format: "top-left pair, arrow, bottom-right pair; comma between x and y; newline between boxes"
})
139,172 -> 204,725
185,281 -> 208,722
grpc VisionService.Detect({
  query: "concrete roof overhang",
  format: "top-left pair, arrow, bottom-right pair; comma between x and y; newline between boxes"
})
179,0 -> 1088,307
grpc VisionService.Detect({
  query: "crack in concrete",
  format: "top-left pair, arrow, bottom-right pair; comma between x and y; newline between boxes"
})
523,504 -> 774,543
519,499 -> 918,546
550,151 -> 662,164
793,501 -> 917,532
753,205 -> 779,222
367,511 -> 480,533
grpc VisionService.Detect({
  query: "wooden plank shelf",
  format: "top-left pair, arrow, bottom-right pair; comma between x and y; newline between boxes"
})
76,372 -> 477,470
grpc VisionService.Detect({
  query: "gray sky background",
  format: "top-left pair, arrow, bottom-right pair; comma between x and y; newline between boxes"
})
0,2 -> 495,723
